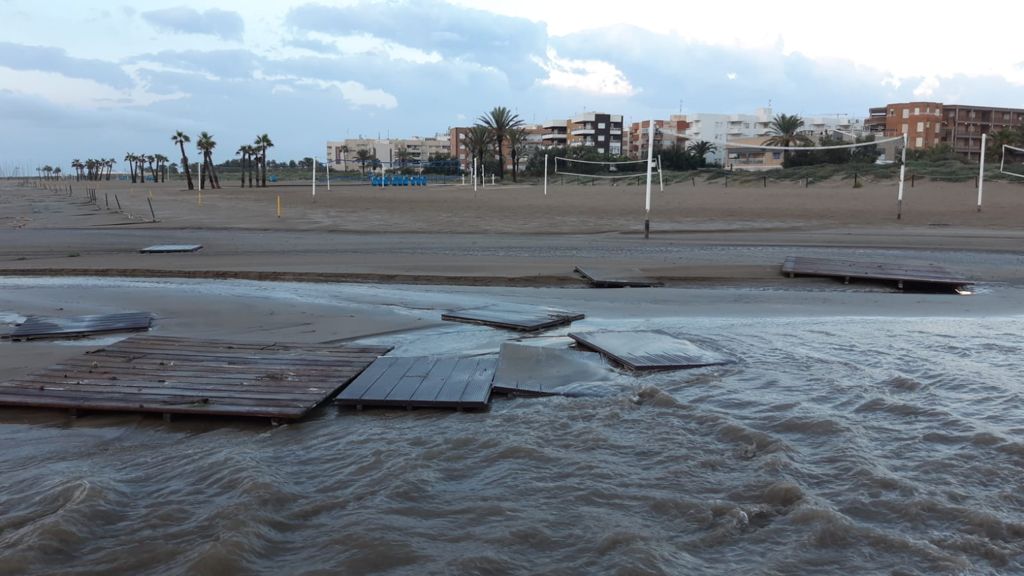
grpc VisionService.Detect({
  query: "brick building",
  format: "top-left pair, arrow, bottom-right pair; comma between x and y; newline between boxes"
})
628,116 -> 690,159
869,101 -> 1024,159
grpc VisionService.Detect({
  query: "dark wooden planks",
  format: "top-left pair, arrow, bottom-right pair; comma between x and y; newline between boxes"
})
492,342 -> 612,397
568,330 -> 730,372
139,244 -> 203,253
574,266 -> 663,288
0,335 -> 392,420
441,303 -> 584,332
10,312 -> 153,341
781,256 -> 971,288
337,356 -> 495,409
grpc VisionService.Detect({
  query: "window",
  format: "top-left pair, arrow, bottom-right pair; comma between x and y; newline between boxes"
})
598,135 -> 605,142
597,148 -> 605,154
902,123 -> 909,134
902,109 -> 910,119
772,152 -> 782,160
916,137 -> 924,147
917,122 -> 924,132
914,107 -> 920,115
598,122 -> 606,129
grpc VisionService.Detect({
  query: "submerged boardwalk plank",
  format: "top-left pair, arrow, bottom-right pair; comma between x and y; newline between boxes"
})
569,330 -> 730,372
337,356 -> 495,409
139,244 -> 203,253
0,335 -> 392,421
9,312 -> 153,341
574,266 -> 663,288
781,256 -> 971,289
441,303 -> 584,332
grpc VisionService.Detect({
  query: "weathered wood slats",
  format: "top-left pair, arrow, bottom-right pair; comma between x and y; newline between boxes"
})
781,256 -> 971,288
569,330 -> 730,372
139,244 -> 203,253
337,356 -> 495,409
441,303 -> 584,332
0,335 -> 392,420
9,312 -> 153,341
574,266 -> 663,288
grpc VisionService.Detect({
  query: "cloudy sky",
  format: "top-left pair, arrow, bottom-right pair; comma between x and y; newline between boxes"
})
2,0 -> 1023,169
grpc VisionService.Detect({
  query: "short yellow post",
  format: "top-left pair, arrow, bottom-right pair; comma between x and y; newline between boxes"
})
276,194 -> 281,218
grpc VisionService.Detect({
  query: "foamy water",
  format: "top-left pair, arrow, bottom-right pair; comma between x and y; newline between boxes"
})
1,281 -> 1023,574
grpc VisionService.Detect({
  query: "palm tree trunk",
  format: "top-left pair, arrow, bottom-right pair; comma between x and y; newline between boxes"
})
179,144 -> 194,190
210,159 -> 220,189
261,150 -> 267,187
496,137 -> 504,180
248,156 -> 254,188
241,153 -> 246,187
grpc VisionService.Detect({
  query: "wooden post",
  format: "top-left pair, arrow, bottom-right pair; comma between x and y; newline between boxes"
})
147,197 -> 156,222
115,195 -> 122,211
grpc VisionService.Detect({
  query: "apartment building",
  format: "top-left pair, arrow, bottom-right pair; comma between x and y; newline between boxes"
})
449,124 -> 545,174
627,116 -> 690,159
868,101 -> 1024,159
724,137 -> 785,171
568,112 -> 624,155
326,136 -> 450,171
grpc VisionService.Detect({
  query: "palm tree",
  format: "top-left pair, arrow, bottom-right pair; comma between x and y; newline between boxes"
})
355,149 -> 372,176
394,146 -> 412,171
71,159 -> 83,181
988,127 -> 1019,159
340,145 -> 349,171
464,125 -> 495,183
146,155 -> 157,183
236,145 -> 248,187
506,127 -> 527,182
197,132 -> 220,189
687,140 -> 717,162
255,134 -> 273,187
763,113 -> 813,166
153,155 -> 167,182
124,153 -> 137,183
172,131 -> 195,190
478,106 -> 523,180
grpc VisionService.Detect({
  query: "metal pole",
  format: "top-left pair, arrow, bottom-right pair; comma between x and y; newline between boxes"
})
312,157 -> 317,202
199,160 -> 202,191
543,154 -> 548,196
644,120 -> 655,239
473,157 -> 477,193
977,133 -> 986,212
897,133 -> 907,220
657,154 -> 664,191
326,158 -> 330,191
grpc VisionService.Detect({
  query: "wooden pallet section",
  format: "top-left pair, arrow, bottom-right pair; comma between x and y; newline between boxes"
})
569,330 -> 730,372
9,312 -> 153,341
574,266 -> 663,288
0,335 -> 392,421
441,303 -> 584,332
781,256 -> 971,289
140,244 -> 203,253
337,356 -> 495,410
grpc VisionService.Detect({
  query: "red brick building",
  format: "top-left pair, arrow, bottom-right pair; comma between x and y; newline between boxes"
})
869,101 -> 1024,159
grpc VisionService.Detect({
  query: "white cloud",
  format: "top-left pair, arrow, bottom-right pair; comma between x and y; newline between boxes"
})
913,76 -> 940,98
534,49 -> 635,96
726,72 -> 737,81
0,65 -> 185,108
260,72 -> 398,109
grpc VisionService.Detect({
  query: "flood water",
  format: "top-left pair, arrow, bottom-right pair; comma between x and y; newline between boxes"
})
1,278 -> 1023,575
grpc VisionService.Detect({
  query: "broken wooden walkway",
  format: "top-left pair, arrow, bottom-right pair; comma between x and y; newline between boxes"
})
9,312 -> 153,341
574,266 -> 663,288
569,330 -> 730,372
442,303 -> 584,332
0,335 -> 392,421
781,256 -> 971,290
337,356 -> 495,410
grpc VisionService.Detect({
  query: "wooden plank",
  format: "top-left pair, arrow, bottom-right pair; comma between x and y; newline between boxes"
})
139,244 -> 203,253
337,356 -> 494,409
574,266 -> 663,288
441,303 -> 584,332
10,312 -> 152,341
0,335 -> 391,421
781,256 -> 971,288
568,330 -> 730,372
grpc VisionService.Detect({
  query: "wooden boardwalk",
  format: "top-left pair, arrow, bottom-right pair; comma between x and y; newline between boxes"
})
781,256 -> 971,289
574,266 -> 663,288
337,356 -> 495,410
569,330 -> 730,372
140,244 -> 203,253
442,303 -> 584,332
9,312 -> 153,341
0,335 -> 392,421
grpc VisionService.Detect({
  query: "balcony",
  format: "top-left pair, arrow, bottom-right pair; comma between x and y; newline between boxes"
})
542,120 -> 567,129
542,133 -> 567,141
571,129 -> 596,136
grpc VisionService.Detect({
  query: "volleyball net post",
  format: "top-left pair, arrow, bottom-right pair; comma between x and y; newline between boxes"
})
897,133 -> 907,220
644,119 -> 654,239
1000,143 -> 1024,178
977,133 -> 986,212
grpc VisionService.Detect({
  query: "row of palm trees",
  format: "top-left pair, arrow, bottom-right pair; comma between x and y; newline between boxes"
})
122,153 -> 170,183
36,165 -> 62,180
69,159 -> 116,181
171,131 -> 273,190
464,106 -> 527,182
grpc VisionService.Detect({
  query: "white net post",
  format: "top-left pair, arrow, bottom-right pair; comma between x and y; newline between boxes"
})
312,157 -> 317,202
897,133 -> 907,220
657,154 -> 664,192
977,133 -> 986,212
472,157 -> 477,193
543,153 -> 548,196
644,120 -> 655,239
326,158 -> 330,191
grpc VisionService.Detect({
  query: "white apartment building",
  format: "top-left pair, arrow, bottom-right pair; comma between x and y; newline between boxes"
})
679,108 -> 866,163
326,136 -> 450,171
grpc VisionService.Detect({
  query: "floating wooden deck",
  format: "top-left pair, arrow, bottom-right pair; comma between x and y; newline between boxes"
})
574,266 -> 663,288
337,356 -> 495,410
569,330 -> 730,372
0,335 -> 392,421
781,256 -> 971,289
441,303 -> 584,332
492,343 -> 610,397
140,244 -> 203,253
8,312 -> 153,341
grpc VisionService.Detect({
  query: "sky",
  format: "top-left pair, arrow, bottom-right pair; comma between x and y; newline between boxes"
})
2,0 -> 1023,169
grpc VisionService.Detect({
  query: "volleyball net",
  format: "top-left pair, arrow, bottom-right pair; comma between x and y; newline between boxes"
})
1000,144 -> 1024,179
